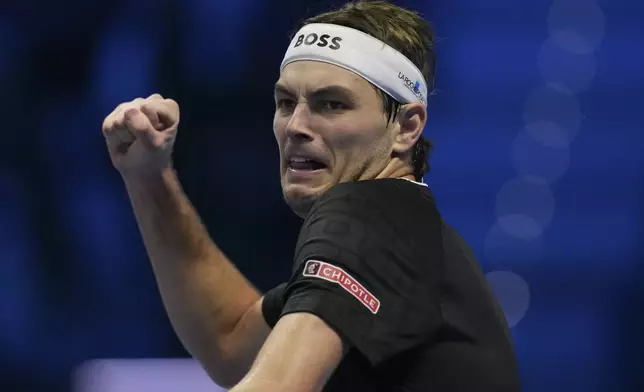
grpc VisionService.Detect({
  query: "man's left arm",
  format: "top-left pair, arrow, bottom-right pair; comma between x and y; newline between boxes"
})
229,312 -> 347,392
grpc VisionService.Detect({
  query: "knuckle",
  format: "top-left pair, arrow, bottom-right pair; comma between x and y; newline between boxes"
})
141,101 -> 158,112
123,103 -> 141,115
104,100 -> 138,132
102,118 -> 112,132
140,103 -> 160,120
164,98 -> 179,112
131,98 -> 145,108
115,102 -> 133,117
107,103 -> 125,119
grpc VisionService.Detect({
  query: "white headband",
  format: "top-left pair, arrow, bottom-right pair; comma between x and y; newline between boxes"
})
280,23 -> 428,106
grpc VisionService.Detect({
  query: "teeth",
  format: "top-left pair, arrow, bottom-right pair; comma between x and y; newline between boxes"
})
290,156 -> 310,162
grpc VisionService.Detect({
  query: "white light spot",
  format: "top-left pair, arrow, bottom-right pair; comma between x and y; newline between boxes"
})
547,0 -> 605,54
524,121 -> 570,149
511,128 -> 571,184
486,271 -> 531,328
524,85 -> 583,146
496,176 -> 555,240
484,221 -> 545,268
537,36 -> 597,94
497,214 -> 543,240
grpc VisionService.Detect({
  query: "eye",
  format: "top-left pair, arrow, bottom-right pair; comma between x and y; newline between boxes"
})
276,98 -> 296,111
321,100 -> 347,111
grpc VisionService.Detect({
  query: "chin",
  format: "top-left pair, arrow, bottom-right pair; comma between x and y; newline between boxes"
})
282,182 -> 327,218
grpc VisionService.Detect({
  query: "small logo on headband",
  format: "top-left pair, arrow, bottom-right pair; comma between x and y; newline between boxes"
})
398,72 -> 426,103
294,33 -> 342,50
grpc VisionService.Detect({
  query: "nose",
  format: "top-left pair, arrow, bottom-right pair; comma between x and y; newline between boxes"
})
284,103 -> 315,142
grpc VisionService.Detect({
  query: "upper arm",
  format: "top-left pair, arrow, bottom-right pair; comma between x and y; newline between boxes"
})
231,312 -> 346,392
213,298 -> 272,387
214,283 -> 289,387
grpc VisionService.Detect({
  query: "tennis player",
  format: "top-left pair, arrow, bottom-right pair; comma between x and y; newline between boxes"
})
102,2 -> 520,391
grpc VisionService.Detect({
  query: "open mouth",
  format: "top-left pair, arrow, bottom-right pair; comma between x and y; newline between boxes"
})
287,157 -> 327,171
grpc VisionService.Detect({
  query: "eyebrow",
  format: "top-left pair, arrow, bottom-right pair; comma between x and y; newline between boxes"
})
273,83 -> 360,102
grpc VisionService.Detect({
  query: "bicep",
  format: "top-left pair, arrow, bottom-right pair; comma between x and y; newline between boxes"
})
210,298 -> 269,387
216,282 -> 289,386
232,312 -> 346,392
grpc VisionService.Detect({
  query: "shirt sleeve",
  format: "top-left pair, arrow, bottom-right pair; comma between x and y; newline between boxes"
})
278,185 -> 443,366
261,282 -> 287,328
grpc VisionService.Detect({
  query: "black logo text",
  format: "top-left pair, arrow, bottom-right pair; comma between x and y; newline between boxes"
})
294,33 -> 343,50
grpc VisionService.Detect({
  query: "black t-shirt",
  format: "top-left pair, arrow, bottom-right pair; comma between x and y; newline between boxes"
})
262,178 -> 521,392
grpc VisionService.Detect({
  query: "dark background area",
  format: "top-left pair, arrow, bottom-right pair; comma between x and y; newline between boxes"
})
0,0 -> 642,391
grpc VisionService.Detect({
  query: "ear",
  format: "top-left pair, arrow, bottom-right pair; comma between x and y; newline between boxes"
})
392,102 -> 427,155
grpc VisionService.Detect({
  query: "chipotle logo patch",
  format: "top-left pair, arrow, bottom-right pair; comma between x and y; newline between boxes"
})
302,260 -> 380,314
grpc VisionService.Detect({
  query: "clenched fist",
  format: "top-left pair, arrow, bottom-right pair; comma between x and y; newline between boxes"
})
102,94 -> 180,176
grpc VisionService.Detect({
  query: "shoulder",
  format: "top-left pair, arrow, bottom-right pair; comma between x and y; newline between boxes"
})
308,178 -> 436,219
294,178 -> 442,273
283,180 -> 445,367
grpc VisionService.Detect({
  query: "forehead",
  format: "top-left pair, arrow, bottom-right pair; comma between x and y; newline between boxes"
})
276,61 -> 375,96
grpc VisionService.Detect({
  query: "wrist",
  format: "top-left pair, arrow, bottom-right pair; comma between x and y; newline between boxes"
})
121,166 -> 177,191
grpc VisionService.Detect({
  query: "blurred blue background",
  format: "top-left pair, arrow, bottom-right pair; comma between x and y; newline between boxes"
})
0,0 -> 642,391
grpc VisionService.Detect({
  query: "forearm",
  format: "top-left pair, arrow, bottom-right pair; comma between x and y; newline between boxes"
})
122,168 -> 261,378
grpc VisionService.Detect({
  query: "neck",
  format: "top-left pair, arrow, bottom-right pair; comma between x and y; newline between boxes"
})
374,158 -> 416,181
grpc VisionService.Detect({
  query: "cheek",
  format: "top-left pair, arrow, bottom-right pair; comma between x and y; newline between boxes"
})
327,126 -> 367,151
328,120 -> 385,154
273,115 -> 286,143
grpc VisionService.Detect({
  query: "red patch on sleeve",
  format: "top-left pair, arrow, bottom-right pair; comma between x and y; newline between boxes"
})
303,260 -> 381,314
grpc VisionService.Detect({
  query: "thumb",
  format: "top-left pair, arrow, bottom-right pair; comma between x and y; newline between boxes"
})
124,108 -> 157,149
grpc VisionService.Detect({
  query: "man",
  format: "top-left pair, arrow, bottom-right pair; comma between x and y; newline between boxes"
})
102,1 -> 520,391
